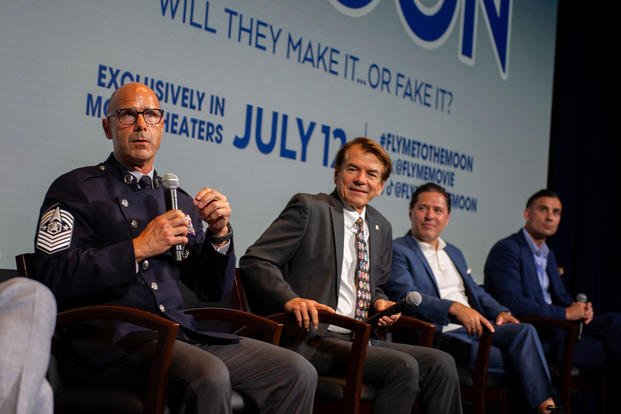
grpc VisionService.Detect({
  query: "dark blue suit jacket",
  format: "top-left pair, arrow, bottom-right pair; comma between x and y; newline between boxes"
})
385,232 -> 508,331
484,229 -> 572,320
34,153 -> 236,343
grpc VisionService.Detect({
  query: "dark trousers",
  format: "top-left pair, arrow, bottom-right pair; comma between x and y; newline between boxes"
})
542,313 -> 621,411
439,323 -> 555,411
578,313 -> 621,370
309,331 -> 463,414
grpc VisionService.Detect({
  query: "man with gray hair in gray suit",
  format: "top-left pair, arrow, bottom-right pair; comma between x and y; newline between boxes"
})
241,137 -> 462,414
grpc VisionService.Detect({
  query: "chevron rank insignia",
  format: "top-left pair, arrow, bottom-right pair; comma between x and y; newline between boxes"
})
36,205 -> 74,254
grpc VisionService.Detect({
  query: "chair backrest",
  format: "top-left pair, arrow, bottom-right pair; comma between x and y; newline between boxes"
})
15,252 -> 34,277
231,268 -> 250,312
387,315 -> 436,347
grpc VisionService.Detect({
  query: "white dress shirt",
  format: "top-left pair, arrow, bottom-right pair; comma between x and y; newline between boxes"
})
417,238 -> 470,332
331,207 -> 368,333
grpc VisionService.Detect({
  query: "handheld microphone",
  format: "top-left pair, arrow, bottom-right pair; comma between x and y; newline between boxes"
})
161,173 -> 183,262
576,293 -> 587,341
365,291 -> 422,324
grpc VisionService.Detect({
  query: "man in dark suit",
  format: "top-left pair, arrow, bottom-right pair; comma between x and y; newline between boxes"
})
240,138 -> 462,414
385,182 -> 561,414
484,189 -> 621,393
33,82 -> 316,414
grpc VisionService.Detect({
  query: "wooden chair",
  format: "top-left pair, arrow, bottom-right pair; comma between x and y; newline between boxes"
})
520,316 -> 607,414
458,327 -> 507,414
233,271 -> 373,412
53,305 -> 179,414
17,253 -> 179,414
233,269 -> 435,413
269,310 -> 373,414
16,253 -> 283,414
390,317 -> 509,414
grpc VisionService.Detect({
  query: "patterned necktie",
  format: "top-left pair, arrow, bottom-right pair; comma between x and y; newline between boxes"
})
138,175 -> 152,190
354,217 -> 371,320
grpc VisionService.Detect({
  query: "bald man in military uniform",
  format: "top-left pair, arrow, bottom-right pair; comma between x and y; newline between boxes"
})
33,82 -> 316,414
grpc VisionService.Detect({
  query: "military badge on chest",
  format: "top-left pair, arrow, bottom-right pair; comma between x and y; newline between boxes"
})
181,214 -> 195,259
185,214 -> 195,236
36,205 -> 74,254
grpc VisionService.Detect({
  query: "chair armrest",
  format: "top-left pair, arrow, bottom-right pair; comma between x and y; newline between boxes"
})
267,310 -> 371,414
388,315 -> 436,347
57,305 -> 179,414
519,316 -> 578,333
472,325 -> 494,400
15,253 -> 34,277
185,307 -> 283,345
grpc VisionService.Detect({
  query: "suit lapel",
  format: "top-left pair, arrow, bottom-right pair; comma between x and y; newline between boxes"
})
516,231 -> 547,304
328,193 -> 344,294
444,246 -> 477,306
366,211 -> 380,270
545,253 -> 562,299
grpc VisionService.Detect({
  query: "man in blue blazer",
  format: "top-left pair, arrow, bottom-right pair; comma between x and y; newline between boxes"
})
385,182 -> 561,414
484,189 -> 620,382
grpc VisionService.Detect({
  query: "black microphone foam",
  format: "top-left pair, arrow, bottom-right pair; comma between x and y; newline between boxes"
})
576,293 -> 587,341
161,173 -> 183,262
365,291 -> 422,324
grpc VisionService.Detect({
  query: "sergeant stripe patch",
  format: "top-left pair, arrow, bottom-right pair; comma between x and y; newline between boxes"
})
36,206 -> 74,254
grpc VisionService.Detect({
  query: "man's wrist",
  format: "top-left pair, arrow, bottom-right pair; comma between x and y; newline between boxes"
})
209,222 -> 233,244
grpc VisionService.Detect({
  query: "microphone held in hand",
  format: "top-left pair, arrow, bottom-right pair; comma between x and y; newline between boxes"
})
161,173 -> 183,262
365,291 -> 422,324
576,293 -> 587,341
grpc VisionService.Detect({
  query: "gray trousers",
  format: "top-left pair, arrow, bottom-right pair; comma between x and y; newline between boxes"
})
92,334 -> 317,414
176,337 -> 317,414
310,332 -> 463,414
0,278 -> 56,414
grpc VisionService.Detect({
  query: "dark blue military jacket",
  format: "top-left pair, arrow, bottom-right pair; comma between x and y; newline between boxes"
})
34,153 -> 237,344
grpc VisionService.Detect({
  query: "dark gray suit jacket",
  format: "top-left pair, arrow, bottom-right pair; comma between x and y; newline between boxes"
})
239,190 -> 392,354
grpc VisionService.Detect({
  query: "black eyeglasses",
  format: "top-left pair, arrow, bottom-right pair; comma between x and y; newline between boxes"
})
108,108 -> 164,126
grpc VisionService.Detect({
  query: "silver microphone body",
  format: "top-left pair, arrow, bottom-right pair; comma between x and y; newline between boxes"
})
161,173 -> 183,262
576,293 -> 587,341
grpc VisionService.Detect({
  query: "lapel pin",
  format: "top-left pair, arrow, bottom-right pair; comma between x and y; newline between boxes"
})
375,224 -> 380,231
